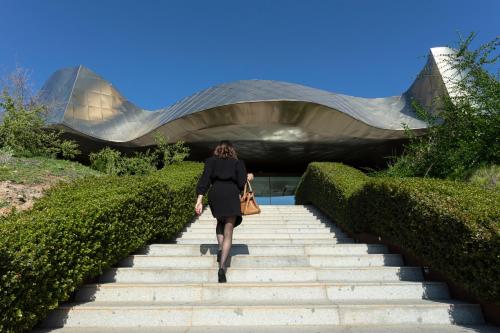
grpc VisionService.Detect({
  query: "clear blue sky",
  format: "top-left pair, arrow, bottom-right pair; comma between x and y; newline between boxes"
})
1,0 -> 498,110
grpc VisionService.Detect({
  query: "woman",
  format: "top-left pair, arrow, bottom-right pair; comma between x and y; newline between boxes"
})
194,140 -> 254,283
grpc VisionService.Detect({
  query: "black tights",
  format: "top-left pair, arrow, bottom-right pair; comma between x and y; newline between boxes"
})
216,216 -> 236,270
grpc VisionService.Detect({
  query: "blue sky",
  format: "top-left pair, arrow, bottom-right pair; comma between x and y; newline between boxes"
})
1,0 -> 498,109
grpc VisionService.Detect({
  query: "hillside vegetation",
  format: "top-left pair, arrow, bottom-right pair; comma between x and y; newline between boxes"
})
0,155 -> 101,215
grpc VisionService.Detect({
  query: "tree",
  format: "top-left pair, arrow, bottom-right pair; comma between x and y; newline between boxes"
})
388,33 -> 499,180
0,67 -> 80,159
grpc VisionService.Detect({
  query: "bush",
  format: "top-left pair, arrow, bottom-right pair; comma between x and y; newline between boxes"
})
296,162 -> 500,301
89,147 -> 123,175
89,148 -> 157,176
89,136 -> 191,176
388,34 -> 499,179
153,132 -> 190,167
295,162 -> 368,234
0,161 -> 203,333
0,68 -> 80,159
121,152 -> 158,176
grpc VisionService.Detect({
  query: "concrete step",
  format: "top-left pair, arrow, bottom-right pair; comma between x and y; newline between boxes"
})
184,227 -> 339,234
99,266 -> 424,283
32,324 -> 500,333
36,205 -> 489,332
179,233 -> 350,240
194,222 -> 334,227
199,213 -> 322,216
118,254 -> 404,268
198,210 -> 318,214
197,216 -> 327,221
177,233 -> 343,240
198,212 -> 323,215
39,300 -> 484,327
197,216 -> 330,220
74,281 -> 450,303
186,224 -> 336,230
136,244 -> 389,256
181,232 -> 350,239
192,220 -> 334,228
174,238 -> 353,245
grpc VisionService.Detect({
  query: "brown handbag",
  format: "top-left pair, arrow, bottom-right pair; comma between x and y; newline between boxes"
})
240,180 -> 261,215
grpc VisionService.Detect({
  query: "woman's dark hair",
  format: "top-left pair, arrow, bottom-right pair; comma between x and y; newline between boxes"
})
213,140 -> 238,159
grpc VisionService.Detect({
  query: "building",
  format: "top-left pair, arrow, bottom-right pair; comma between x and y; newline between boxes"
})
36,47 -> 455,172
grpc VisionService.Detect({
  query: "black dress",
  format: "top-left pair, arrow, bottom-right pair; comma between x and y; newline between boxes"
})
196,156 -> 247,227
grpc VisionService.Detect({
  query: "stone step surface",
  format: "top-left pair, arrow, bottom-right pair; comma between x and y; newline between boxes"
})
195,220 -> 333,225
73,281 -> 450,302
33,324 -> 500,333
184,227 -> 339,233
174,238 -> 353,245
39,300 -> 484,327
191,221 -> 335,226
177,232 -> 343,239
137,244 -> 390,256
118,254 -> 404,268
99,266 -> 425,283
37,204 -> 488,332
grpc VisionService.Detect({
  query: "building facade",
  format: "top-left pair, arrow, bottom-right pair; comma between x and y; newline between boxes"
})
34,47 -> 455,170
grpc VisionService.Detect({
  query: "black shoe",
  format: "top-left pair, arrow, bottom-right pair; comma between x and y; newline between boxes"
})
218,268 -> 227,283
217,250 -> 221,263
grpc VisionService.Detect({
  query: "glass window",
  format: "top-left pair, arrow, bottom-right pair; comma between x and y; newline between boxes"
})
253,176 -> 301,205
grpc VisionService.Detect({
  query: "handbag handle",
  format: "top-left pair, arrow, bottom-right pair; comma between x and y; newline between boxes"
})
243,180 -> 255,213
243,180 -> 254,194
247,180 -> 253,193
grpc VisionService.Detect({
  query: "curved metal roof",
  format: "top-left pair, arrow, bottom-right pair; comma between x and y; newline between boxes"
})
3,47 -> 456,166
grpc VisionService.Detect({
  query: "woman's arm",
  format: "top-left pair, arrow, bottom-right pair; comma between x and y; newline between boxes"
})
196,158 -> 213,196
236,160 -> 248,191
195,158 -> 213,215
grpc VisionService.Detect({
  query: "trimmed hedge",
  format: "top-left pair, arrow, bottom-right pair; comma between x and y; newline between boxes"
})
296,162 -> 500,301
0,161 -> 203,333
295,162 -> 368,234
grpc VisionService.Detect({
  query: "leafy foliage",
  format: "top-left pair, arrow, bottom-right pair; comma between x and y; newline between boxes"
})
0,68 -> 80,159
388,34 -> 499,179
89,133 -> 190,176
295,162 -> 368,233
0,161 -> 203,332
153,132 -> 190,166
296,162 -> 500,301
89,147 -> 123,175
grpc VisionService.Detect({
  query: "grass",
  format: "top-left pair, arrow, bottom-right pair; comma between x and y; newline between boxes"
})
368,161 -> 499,191
466,164 -> 499,190
0,156 -> 101,184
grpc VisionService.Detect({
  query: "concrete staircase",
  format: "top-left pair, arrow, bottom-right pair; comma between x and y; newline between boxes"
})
35,205 -> 498,333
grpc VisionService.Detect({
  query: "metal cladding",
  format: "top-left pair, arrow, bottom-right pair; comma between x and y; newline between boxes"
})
28,47 -> 456,167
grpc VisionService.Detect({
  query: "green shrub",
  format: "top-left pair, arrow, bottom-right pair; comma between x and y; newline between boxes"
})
89,137 -> 191,176
89,147 -> 158,176
120,151 -> 158,176
89,147 -> 124,175
387,34 -> 499,180
0,69 -> 80,159
296,162 -> 500,301
295,162 -> 368,233
0,161 -> 203,333
153,132 -> 190,167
